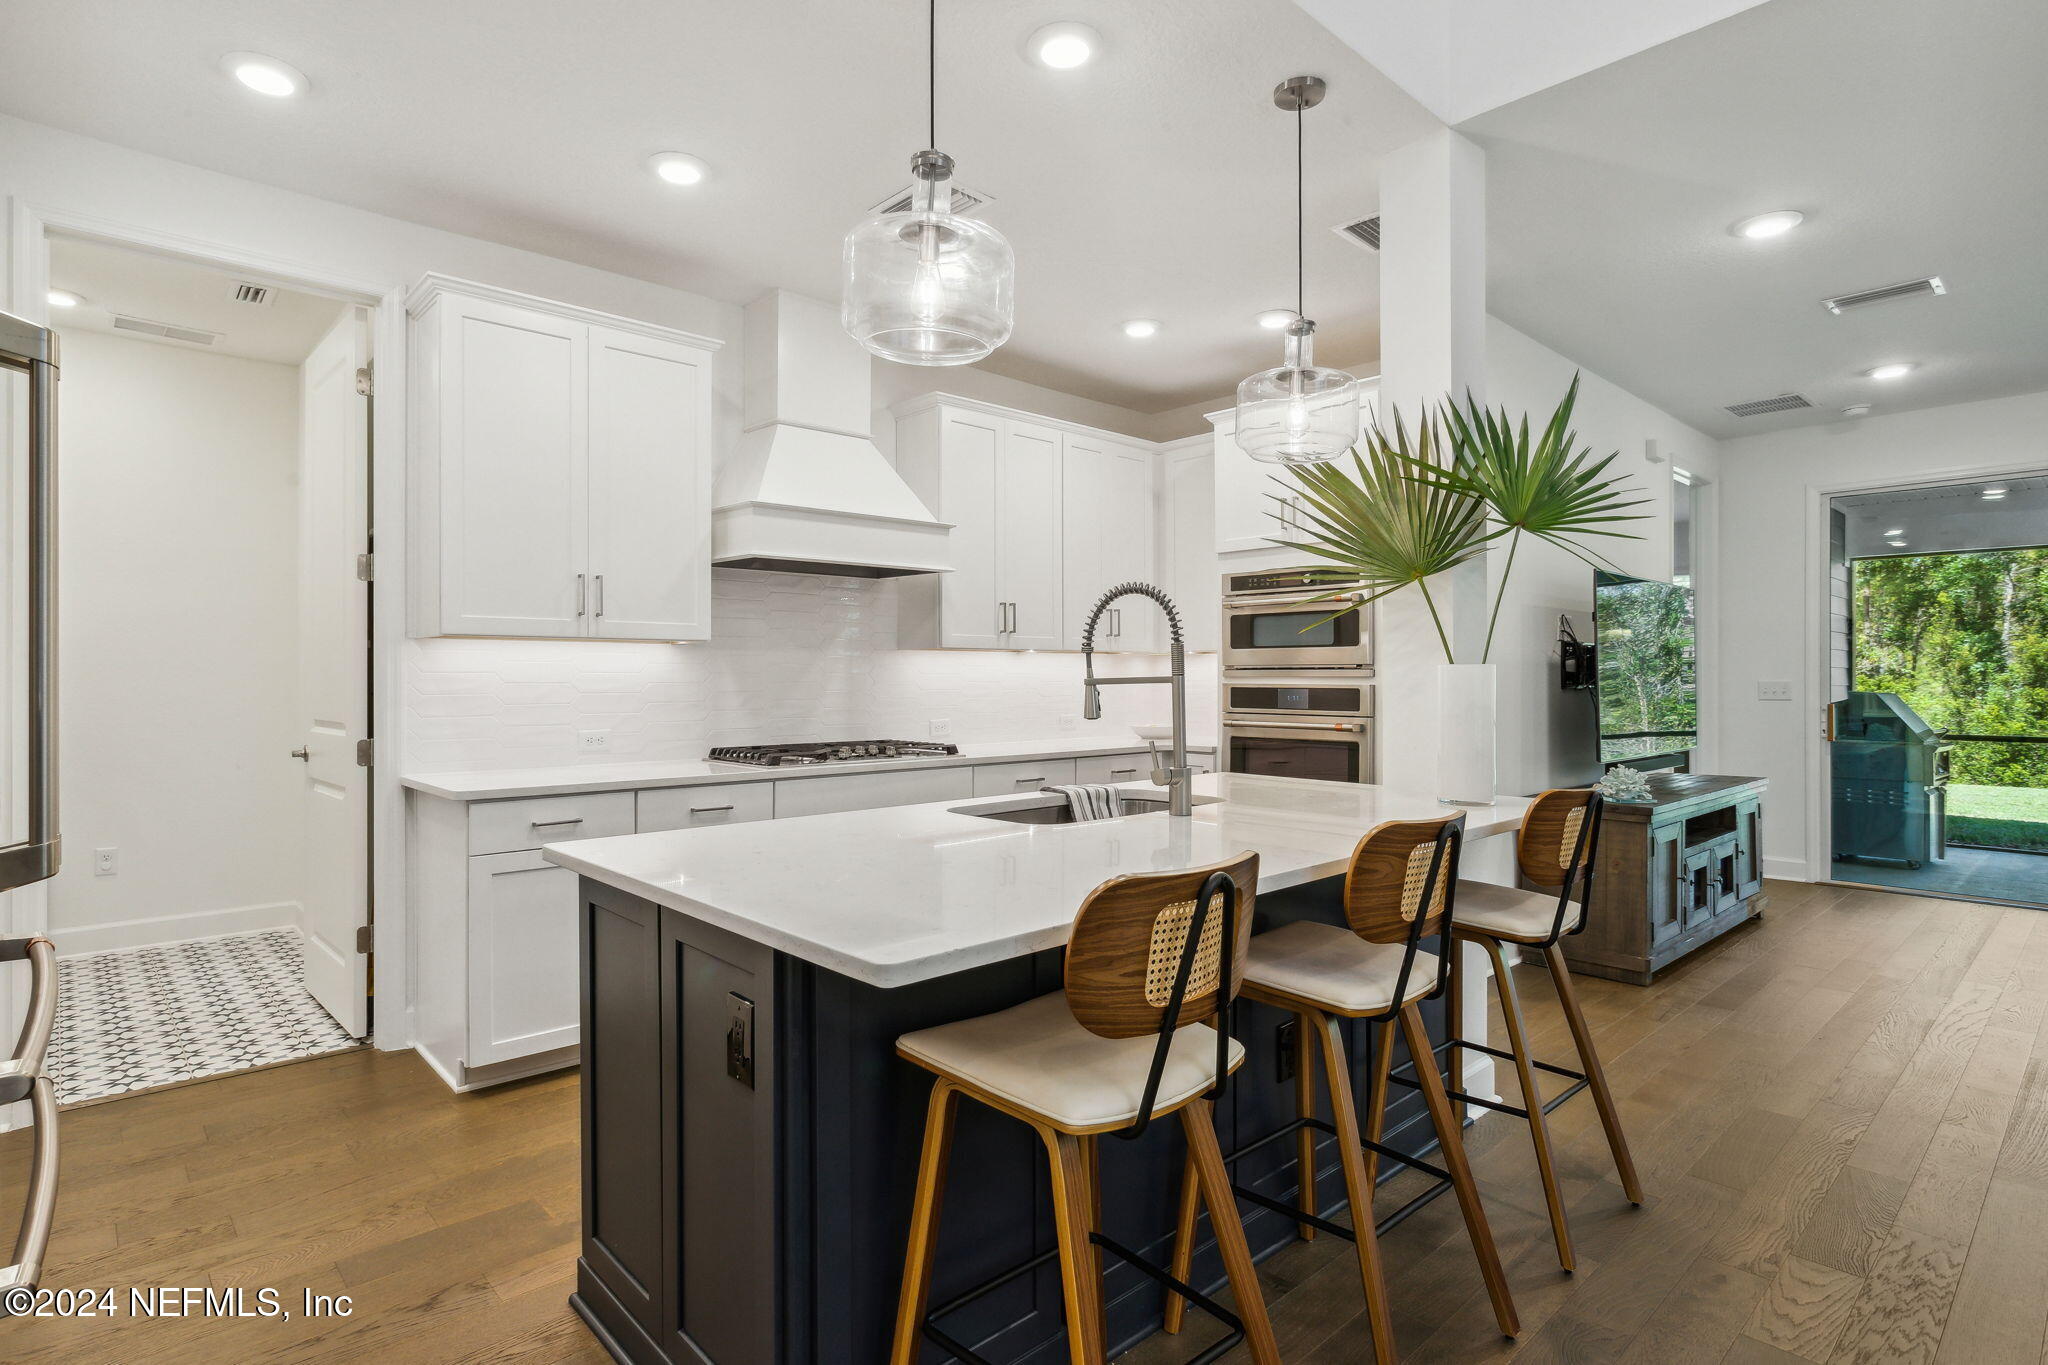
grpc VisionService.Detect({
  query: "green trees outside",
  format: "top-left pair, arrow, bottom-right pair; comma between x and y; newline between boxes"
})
1853,547 -> 2048,851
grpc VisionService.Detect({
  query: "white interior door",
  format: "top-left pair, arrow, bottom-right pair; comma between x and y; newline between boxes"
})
298,309 -> 372,1037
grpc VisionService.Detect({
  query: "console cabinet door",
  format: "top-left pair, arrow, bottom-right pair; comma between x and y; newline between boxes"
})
433,296 -> 589,636
587,325 -> 714,641
1648,824 -> 1684,945
1735,796 -> 1764,897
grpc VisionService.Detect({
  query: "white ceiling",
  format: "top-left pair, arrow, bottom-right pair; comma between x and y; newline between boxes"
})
1464,0 -> 2048,438
49,235 -> 346,364
0,0 -> 1441,412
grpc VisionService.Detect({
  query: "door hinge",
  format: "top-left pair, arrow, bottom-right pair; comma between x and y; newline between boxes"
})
356,924 -> 373,955
356,738 -> 374,768
355,552 -> 374,582
354,364 -> 374,397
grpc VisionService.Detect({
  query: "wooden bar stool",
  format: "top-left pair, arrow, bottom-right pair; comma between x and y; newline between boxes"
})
889,853 -> 1280,1365
1165,812 -> 1520,1361
1442,788 -> 1645,1273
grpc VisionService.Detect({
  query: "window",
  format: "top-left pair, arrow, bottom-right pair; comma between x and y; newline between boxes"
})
1672,469 -> 1696,587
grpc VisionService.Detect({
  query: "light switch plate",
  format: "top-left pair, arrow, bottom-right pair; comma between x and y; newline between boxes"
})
1756,680 -> 1793,701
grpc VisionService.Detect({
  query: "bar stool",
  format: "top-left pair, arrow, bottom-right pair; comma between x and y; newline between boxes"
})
1166,812 -> 1520,1361
889,853 -> 1280,1365
1446,788 -> 1644,1273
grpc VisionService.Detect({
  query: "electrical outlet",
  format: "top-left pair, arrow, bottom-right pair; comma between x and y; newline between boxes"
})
1059,714 -> 1080,732
93,847 -> 118,877
578,730 -> 610,751
1756,680 -> 1793,702
929,718 -> 953,740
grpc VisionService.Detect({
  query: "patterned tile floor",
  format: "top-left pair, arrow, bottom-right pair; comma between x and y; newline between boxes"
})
47,929 -> 360,1106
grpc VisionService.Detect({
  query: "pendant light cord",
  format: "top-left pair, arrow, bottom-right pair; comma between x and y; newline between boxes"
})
1295,100 -> 1305,321
928,0 -> 937,149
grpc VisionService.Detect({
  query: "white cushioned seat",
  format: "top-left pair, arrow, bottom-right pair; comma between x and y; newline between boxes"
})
1239,920 -> 1442,1014
1454,880 -> 1581,941
897,991 -> 1244,1131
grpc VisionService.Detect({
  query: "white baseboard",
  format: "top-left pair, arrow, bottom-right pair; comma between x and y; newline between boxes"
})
50,901 -> 301,958
1763,855 -> 1812,882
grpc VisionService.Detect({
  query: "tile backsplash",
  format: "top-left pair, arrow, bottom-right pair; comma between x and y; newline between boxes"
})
405,569 -> 1219,772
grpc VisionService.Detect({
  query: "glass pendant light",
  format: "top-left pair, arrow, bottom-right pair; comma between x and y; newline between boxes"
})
1236,76 -> 1359,465
843,0 -> 1015,365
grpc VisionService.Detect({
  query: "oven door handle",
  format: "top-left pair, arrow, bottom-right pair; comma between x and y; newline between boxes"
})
1225,590 -> 1367,611
1223,720 -> 1367,733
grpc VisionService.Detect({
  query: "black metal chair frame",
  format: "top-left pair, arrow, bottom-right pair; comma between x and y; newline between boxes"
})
1210,820 -> 1471,1252
919,869 -> 1250,1365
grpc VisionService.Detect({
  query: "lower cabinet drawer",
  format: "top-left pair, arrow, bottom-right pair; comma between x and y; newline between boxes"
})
466,850 -> 581,1066
637,782 -> 774,833
773,766 -> 975,818
971,758 -> 1079,797
469,790 -> 635,855
1075,753 -> 1148,786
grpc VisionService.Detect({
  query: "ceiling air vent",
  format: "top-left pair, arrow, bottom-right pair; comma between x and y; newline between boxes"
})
111,314 -> 221,347
1334,215 -> 1381,251
1724,393 -> 1812,418
867,182 -> 991,216
230,281 -> 274,307
1822,276 -> 1945,315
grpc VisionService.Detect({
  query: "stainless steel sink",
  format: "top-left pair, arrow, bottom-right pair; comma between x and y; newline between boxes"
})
954,793 -> 1219,825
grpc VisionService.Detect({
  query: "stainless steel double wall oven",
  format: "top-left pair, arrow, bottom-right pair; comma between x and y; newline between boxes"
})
1219,567 -> 1375,784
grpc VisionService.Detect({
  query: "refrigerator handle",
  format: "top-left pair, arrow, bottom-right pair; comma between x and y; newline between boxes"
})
0,313 -> 59,894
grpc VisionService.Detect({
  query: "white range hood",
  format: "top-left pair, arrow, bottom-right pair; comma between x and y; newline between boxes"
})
712,291 -> 953,578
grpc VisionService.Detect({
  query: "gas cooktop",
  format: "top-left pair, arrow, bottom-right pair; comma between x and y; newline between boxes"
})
706,740 -> 962,768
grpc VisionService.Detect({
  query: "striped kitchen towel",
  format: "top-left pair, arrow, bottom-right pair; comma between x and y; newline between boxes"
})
1050,784 -> 1124,822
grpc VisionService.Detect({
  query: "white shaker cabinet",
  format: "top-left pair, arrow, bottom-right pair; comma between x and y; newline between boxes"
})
894,399 -> 1064,650
408,275 -> 721,640
1061,435 -> 1160,652
1159,441 -> 1218,652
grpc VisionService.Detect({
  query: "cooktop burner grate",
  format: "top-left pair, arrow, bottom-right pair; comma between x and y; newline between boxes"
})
706,740 -> 962,768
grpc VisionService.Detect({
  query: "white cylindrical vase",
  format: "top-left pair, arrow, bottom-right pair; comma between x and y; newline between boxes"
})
1437,663 -> 1497,806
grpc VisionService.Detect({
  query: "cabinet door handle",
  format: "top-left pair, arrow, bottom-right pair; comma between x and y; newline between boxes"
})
530,818 -> 584,829
1009,602 -> 1019,633
1110,767 -> 1138,776
997,600 -> 1007,635
576,573 -> 588,617
689,805 -> 735,815
1014,775 -> 1046,784
594,573 -> 605,618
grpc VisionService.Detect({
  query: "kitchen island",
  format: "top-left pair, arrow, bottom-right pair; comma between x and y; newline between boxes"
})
545,772 -> 1531,1365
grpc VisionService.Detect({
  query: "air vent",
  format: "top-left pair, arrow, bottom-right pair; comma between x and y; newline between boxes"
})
1822,276 -> 1945,315
867,182 -> 991,216
230,281 -> 274,308
111,315 -> 221,347
1334,215 -> 1381,251
1724,393 -> 1812,418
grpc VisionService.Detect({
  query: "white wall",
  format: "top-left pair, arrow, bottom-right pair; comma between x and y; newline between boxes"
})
1484,317 -> 1722,794
1715,388 -> 2048,876
48,331 -> 304,953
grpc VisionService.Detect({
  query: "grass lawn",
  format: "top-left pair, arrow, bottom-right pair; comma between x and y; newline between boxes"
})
1948,783 -> 2048,853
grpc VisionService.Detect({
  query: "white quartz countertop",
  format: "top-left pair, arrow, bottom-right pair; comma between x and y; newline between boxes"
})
542,773 -> 1530,989
401,736 -> 1217,801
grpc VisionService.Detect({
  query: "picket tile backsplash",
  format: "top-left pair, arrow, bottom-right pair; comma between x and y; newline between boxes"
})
405,569 -> 1217,772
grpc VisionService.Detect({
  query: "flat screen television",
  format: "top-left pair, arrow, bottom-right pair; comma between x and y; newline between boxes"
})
1593,570 -> 1698,766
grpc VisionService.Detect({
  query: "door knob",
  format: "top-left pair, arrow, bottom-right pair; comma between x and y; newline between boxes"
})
290,747 -> 310,761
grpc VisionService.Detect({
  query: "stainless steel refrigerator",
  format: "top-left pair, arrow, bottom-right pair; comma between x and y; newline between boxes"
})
0,308 -> 61,1306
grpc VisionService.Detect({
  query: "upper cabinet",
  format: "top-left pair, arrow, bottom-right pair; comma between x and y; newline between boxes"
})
1061,434 -> 1159,653
1160,441 -> 1218,653
1212,383 -> 1378,556
408,276 -> 721,641
895,399 -> 1064,650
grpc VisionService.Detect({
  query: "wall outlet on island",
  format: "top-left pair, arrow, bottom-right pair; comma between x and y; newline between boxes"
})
928,718 -> 953,740
578,730 -> 610,751
1059,714 -> 1080,732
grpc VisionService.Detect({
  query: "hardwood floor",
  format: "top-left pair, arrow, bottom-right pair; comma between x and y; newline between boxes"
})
1,879 -> 2043,1363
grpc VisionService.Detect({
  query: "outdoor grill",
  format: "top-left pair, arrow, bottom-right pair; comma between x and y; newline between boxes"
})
1830,691 -> 1951,866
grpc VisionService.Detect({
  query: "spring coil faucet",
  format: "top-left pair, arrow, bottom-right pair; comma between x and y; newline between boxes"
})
1080,582 -> 1192,816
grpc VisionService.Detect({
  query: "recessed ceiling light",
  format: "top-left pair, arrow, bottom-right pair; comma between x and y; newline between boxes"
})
1731,210 -> 1804,239
220,52 -> 306,99
1121,318 -> 1159,339
1981,487 -> 2009,500
46,289 -> 82,309
1026,22 -> 1100,69
1841,403 -> 1873,418
1887,539 -> 1909,547
1864,362 -> 1915,381
648,152 -> 708,186
1256,309 -> 1296,330
1883,527 -> 1905,536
